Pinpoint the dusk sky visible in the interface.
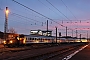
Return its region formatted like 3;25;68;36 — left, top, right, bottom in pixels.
0;0;90;38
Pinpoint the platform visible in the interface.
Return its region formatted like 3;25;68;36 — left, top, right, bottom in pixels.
70;44;90;60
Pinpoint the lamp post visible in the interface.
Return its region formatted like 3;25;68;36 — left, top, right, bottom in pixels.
4;7;9;40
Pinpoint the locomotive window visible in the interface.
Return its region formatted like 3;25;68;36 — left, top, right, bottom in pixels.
30;38;31;40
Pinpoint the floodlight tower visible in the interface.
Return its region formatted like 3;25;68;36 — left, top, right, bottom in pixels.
4;7;9;40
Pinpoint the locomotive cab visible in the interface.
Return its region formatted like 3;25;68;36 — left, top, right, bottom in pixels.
3;35;25;47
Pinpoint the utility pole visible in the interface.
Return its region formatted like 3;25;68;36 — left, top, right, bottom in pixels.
56;27;57;43
66;26;67;37
76;30;78;38
47;20;48;36
87;31;88;41
4;7;9;40
59;32;61;37
80;34;82;42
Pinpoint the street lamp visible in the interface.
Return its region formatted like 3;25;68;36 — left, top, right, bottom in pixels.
5;7;9;20
4;7;9;40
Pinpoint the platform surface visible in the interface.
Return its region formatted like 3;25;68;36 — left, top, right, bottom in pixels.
70;44;90;60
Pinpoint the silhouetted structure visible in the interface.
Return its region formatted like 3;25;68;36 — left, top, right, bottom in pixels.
0;31;4;39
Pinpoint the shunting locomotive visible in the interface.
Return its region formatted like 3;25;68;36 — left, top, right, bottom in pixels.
3;34;25;47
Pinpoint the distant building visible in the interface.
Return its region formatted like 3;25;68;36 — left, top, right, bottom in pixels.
42;30;52;36
0;31;19;39
0;31;4;39
8;33;19;39
30;30;52;36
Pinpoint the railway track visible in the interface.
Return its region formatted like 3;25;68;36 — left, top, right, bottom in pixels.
23;43;86;60
0;43;74;53
0;43;63;56
0;43;88;60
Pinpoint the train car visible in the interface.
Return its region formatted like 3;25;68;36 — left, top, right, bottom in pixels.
23;35;55;44
3;34;88;47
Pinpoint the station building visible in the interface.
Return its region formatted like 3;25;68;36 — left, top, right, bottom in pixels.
30;30;52;36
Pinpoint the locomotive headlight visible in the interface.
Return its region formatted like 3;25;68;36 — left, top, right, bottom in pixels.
10;40;13;43
3;40;6;44
23;39;26;44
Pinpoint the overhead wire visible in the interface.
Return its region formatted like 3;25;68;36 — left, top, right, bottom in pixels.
45;0;76;34
46;0;89;36
60;0;80;33
38;0;68;30
38;0;65;19
11;12;41;23
12;0;66;27
10;13;55;30
0;8;46;32
1;0;89;37
12;0;90;31
0;7;55;33
61;0;78;20
1;7;47;27
46;0;70;21
12;0;90;37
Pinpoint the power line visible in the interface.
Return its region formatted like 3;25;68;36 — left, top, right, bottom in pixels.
61;0;78;20
0;7;54;32
38;0;64;19
0;7;45;26
12;0;88;37
11;12;51;27
12;0;66;27
46;0;70;21
1;0;88;37
45;0;82;33
11;12;41;23
45;0;77;32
